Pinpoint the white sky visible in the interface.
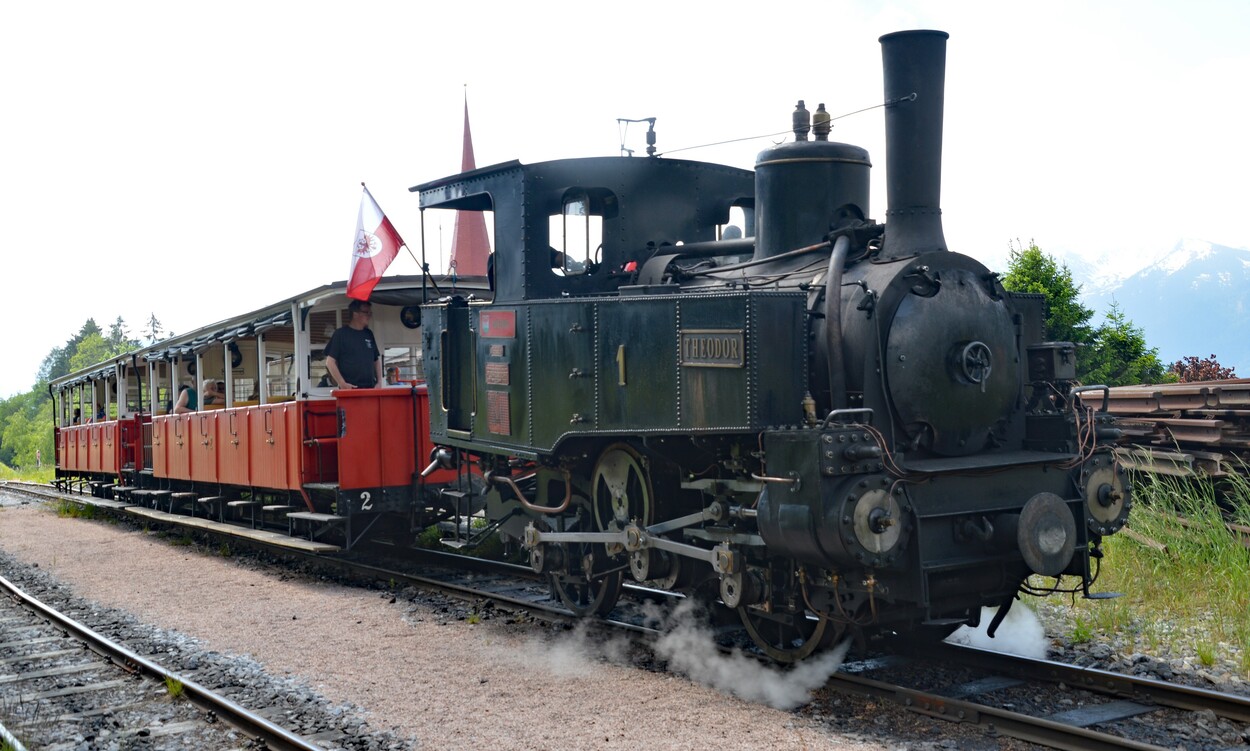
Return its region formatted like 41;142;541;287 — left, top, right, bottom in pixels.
3;0;1249;398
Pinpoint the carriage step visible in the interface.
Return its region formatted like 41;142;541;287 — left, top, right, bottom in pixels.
188;495;228;519
287;512;345;524
302;482;340;493
169;492;196;507
262;504;297;512
227;500;261;508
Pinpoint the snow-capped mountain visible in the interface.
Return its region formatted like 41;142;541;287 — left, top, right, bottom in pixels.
1055;246;1171;297
1084;239;1250;376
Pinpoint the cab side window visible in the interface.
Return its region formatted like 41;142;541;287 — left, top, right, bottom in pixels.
548;190;601;276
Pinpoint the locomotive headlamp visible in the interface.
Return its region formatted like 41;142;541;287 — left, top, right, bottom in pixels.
1016;492;1078;577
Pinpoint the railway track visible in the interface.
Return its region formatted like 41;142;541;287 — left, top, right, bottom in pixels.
0;572;321;751
835;639;1250;750
5;480;1250;750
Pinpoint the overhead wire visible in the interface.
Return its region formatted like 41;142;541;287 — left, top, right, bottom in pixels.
651;95;916;158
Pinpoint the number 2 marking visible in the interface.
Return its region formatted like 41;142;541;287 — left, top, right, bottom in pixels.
360;491;373;510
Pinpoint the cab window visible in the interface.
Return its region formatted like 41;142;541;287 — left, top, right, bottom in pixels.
549;190;601;276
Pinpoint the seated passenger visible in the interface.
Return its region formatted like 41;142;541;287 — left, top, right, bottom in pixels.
203;380;226;406
173;382;198;414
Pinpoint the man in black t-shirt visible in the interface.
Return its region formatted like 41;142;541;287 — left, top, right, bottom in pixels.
325;299;384;389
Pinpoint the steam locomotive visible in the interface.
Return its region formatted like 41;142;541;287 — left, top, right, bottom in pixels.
52;30;1129;662
414;30;1131;660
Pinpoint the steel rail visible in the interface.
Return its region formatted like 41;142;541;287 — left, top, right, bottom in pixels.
5;480;668;637
934;641;1250;723
829;670;1171;751
0;719;28;751
0;573;323;751
15;480;1245;750
342;545;669;642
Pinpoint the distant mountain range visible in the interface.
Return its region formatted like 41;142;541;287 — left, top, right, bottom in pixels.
1058;239;1250;378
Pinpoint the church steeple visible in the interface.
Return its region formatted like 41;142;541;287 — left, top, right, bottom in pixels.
448;94;491;277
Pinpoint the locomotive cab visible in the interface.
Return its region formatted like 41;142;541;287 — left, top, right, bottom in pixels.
413;157;755;303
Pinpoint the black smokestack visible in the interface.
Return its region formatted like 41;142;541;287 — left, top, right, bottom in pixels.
879;30;949;259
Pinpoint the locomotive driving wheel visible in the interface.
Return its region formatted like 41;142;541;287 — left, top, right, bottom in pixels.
548;444;654;617
738;605;833;663
592;443;654;532
550;558;624;617
547;511;625;618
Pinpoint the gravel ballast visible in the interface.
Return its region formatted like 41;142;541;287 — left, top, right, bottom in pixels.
0;498;902;749
5;491;1244;749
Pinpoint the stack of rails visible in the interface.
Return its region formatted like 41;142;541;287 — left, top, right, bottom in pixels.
1107;379;1250;477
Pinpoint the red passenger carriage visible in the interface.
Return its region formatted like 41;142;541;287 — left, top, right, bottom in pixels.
51;276;485;549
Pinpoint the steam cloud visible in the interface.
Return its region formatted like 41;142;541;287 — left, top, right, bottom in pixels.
526;598;850;711
516;618;632;678
527;601;1045;710
650;599;851;711
946;604;1049;659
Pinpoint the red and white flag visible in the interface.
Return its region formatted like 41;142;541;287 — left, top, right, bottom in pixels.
347;185;404;300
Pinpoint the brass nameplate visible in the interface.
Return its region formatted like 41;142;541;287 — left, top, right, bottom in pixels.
680;329;745;368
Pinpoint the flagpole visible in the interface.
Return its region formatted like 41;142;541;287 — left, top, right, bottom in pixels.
420;209;429;302
408;238;441;296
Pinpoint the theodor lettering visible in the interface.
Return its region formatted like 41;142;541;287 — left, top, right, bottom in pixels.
681;330;745;367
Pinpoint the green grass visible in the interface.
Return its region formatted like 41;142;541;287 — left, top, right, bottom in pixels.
414;520;519;563
1196;641;1217;667
54;498;97;520
164;675;185;699
1066;468;1250;674
415;524;443;548
1069;616;1095;645
0;463;55;484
